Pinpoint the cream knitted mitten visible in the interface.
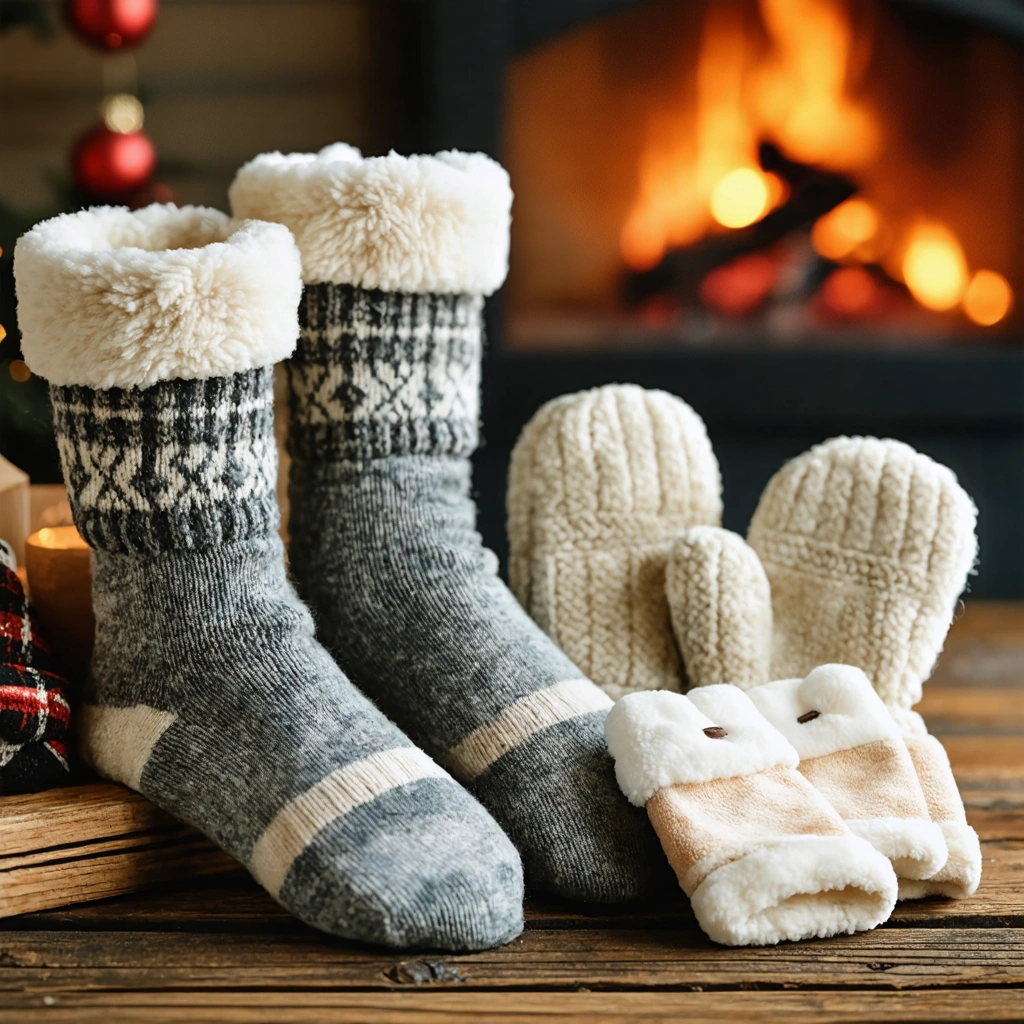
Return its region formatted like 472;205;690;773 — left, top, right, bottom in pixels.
747;436;981;898
666;526;772;691
605;685;897;946
508;385;721;699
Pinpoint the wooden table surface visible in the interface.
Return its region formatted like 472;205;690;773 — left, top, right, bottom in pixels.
1;602;1021;1023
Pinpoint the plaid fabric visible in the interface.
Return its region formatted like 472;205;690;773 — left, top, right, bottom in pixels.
288;284;482;463
0;555;72;795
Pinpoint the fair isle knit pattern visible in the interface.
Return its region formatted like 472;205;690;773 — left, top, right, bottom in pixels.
51;370;278;554
289;284;481;463
51;373;524;950
287;282;670;904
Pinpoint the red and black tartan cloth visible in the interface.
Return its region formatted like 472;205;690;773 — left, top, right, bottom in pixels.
0;541;71;795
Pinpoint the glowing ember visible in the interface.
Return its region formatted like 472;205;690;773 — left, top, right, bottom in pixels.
902;224;968;312
819;266;880;319
700;252;779;317
963;270;1013;327
710;168;773;228
811;198;879;261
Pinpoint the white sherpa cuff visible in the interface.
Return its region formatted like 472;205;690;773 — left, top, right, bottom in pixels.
229;144;512;295
14;204;302;390
747;664;900;760
691;834;898;946
604;685;798;807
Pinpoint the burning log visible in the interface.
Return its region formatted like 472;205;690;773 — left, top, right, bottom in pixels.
624;143;856;307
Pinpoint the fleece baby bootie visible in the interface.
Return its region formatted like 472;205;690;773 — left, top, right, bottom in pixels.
0;539;71;794
509;385;722;698
748;665;947;882
14;204;523;949
605;685;897;946
748;436;982;898
230;147;667;902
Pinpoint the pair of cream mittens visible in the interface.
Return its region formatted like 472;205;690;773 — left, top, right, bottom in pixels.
605;678;899;946
669;436;982;900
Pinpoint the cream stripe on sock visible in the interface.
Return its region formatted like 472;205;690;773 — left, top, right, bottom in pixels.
446;679;613;782
250;747;450;898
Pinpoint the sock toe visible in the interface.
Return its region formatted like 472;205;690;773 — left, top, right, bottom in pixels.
472;714;672;903
279;777;525;950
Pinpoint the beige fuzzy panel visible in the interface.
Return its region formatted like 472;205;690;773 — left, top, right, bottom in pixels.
747;436;977;711
666;526;772;690
508;385;721;699
898;726;981;899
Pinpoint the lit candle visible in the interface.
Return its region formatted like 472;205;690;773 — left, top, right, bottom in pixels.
25;526;94;681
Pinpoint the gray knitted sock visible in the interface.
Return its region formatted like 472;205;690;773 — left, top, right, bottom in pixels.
14;205;523;950
231;148;668;903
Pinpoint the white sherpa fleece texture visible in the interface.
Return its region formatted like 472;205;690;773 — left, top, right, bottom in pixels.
846;817;947;882
14;204;302;390
605;686;797;807
690;834;897;946
747;665;900;760
229;144;512;294
897;819;982;900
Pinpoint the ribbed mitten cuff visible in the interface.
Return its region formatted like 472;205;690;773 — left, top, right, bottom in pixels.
287;282;482;463
51;368;279;554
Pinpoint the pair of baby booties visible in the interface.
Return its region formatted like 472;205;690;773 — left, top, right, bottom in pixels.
508;385;980;947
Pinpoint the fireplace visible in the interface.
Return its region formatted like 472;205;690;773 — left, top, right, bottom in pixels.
395;0;1024;598
504;0;1024;348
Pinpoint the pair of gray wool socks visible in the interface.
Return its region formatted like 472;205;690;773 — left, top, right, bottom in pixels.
12;148;664;951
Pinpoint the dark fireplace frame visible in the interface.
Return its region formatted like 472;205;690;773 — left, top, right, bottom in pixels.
392;0;1024;597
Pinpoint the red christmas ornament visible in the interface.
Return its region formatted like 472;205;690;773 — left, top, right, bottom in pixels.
72;124;157;197
63;0;158;51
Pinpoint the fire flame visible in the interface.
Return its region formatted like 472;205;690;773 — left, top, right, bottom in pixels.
622;0;874;270
620;0;1013;325
901;223;968;312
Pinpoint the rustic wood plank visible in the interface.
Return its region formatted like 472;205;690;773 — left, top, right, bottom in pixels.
5;839;1021;934
0;926;1019;990
946;737;1024;780
918;687;1024;731
3;987;1024;1023
0;600;1019;1021
0;785;171;857
0;784;236;918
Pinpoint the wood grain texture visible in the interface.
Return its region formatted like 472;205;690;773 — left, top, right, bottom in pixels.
0;601;1020;1021
0;784;235;918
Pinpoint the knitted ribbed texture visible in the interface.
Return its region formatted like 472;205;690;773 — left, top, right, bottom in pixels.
666;526;772;691
287;284;670;903
747;436;977;711
288;284;481;463
508;385;722;699
53;371;523;949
